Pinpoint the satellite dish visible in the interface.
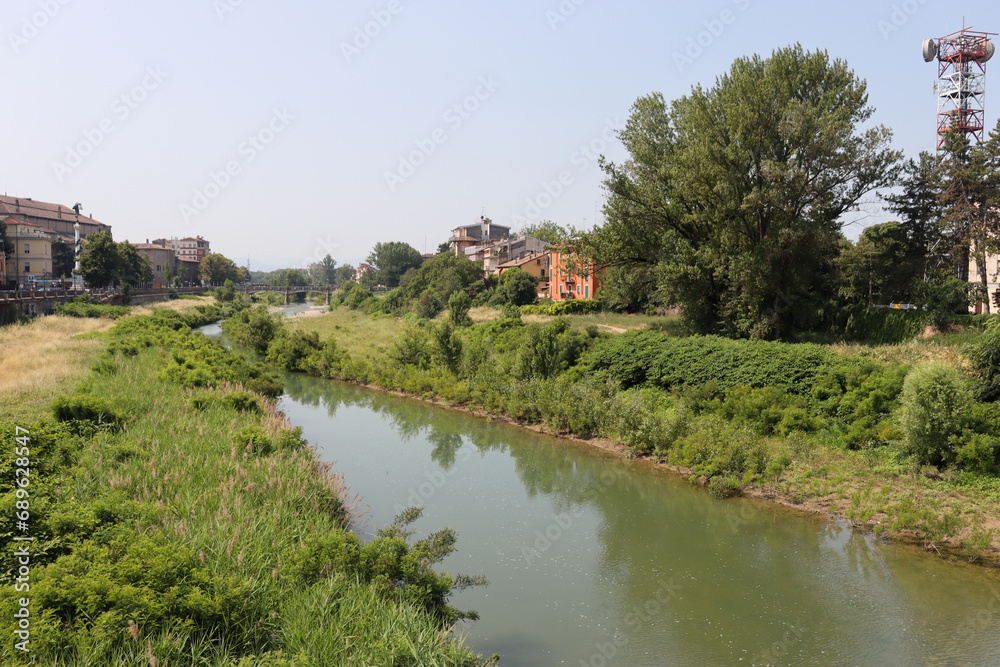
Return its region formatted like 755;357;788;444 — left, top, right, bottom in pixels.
923;38;938;62
985;39;996;62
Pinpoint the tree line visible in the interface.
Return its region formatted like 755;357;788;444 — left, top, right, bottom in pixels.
579;44;1000;339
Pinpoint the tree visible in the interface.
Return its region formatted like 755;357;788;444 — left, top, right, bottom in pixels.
309;254;337;286
236;265;250;284
883;151;948;281
334;264;355;286
836;222;919;306
269;268;309;287
51;239;75;278
78;231;121;288
937;122;1000;312
200;253;240;285
118;241;153;287
518;220;577;245
593;45;900;339
448;290;472;326
367;242;423;288
491;268;539;306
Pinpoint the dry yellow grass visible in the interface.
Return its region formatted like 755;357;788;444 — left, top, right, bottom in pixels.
0;315;115;422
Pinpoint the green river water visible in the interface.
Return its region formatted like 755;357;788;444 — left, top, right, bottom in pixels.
273;370;1000;667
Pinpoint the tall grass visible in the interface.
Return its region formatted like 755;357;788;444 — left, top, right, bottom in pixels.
0;313;493;666
0;315;114;421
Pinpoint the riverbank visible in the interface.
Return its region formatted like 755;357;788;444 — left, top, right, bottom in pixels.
280;305;1000;566
0;306;495;666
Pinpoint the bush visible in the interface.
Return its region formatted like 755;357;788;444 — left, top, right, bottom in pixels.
389;326;432;369
585;330;851;394
52;395;126;429
899;363;972;465
966;317;1000;401
221;306;282;354
448;291;473;326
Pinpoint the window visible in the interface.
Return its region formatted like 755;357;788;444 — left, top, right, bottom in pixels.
585;286;589;299
23;243;29;254
577;285;581;295
24;263;30;273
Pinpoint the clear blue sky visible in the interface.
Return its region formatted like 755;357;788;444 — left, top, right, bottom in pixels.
2;0;996;270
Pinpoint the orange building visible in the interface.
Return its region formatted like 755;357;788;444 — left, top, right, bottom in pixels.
548;248;599;301
495;251;550;300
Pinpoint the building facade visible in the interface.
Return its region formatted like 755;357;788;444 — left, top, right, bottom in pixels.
153;236;210;263
134;243;177;288
3;220;53;288
0;196;111;244
548;248;600;302
495;251;550;300
449;216;511;256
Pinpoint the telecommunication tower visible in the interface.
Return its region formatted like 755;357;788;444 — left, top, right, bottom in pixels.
923;24;996;149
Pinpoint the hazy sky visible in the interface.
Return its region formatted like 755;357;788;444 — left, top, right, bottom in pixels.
3;0;996;270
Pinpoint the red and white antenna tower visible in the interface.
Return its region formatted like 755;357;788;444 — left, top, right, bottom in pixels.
923;24;996;149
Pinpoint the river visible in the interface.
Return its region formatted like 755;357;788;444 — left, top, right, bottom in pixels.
274;370;1000;667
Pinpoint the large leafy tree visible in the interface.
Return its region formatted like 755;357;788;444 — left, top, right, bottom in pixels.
883;151;948;281
78;233;153;288
119;241;153;287
367;241;423;288
517;220;577;245
269;268;309;287
593;45;900;338
78;232;121;288
199;253;240;285
51;238;76;278
309;254;337;286
836;221;919;306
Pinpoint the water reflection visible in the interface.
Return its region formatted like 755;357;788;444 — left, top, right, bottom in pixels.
279;372;1000;666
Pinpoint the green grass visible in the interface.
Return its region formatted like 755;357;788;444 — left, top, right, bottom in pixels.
0;314;493;666
286;307;405;362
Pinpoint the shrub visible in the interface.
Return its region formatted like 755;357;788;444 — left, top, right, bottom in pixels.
221;306;282;353
52;395;125;429
433;322;463;374
966;317;1000;401
222;390;261;413
267;329;323;372
389;326;432;369
708;475;743;498
585;330;851;395
899;363;972;465
448;291;473;326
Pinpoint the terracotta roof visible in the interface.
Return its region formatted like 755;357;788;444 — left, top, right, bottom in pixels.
497;251;548;270
0;195;109;228
450;235;478;243
178;257;200;263
3;218;44;228
134;243;171;251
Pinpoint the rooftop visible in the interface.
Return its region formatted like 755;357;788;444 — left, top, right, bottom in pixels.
0;195;109;229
